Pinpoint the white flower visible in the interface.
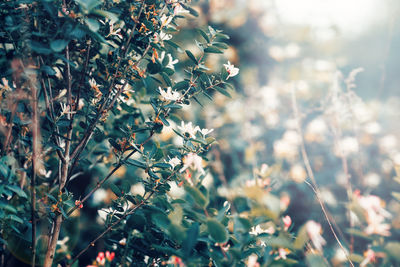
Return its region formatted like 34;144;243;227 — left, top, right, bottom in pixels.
356;193;392;236
305;220;326;251
160;14;173;28
198;128;214;136
334;136;359;157
223;61;239;79
119;238;127;246
159;86;180;101
249;224;274;235
283;215;292;231
177;121;199;138
167;157;181;169
173;3;189;15
153;31;172;43
247;254;260;267
60;103;76;116
0;78;12;92
106;22;123;39
159;52;179;70
180;153;205;175
275;248;290;260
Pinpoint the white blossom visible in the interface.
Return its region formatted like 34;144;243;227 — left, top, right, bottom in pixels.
159;51;179;70
160;14;173;28
177;121;199;138
198;128;214;136
159;86;180;101
180;153;205;175
305;220;326;251
223;61;239;79
167;156;181;169
0;78;12;92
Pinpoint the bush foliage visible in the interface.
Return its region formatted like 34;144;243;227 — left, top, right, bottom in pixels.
1;1;400;267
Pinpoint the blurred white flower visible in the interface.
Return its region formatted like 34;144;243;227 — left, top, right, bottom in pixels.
364;122;381;135
283;215;292;231
356;193;392;236
92;188;108;204
198;128;214;136
223;61;239;79
364;172;381;188
379;135;397;154
177;121;199;138
290;164;307;183
180;153;205;175
334;136;359;157
119;238;127;246
305;118;328;143
250;224;275;235
305;220;326;251
159;86;180;101
360;249;375;267
275;248;290;260
247;254;260;267
131;183;145;196
167;181;185;199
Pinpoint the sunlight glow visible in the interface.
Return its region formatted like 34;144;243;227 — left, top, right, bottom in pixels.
274;0;387;35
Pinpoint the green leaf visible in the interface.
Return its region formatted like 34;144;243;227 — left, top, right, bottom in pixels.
386;242;400;261
50;39;69;52
204;46;223;54
29;40;52;55
147;61;162;74
9;214;23;224
75;0;102;13
207;218;228;243
173;80;190;91
92;9;119;24
184;185;208;208
85;18;100;32
126;159;147;169
0;202;17;213
197;29;210;43
182;222;199;257
185;50;198;64
212;42;229;49
152;162;171;169
109;183;122;197
6;185;27;198
41;66;56;76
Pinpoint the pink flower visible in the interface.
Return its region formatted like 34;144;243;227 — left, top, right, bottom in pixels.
96;252;105;266
305;221;326;251
283;215;292;231
105;251;115;262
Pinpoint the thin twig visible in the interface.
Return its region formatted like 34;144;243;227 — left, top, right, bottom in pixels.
30;68;39;267
290;87;354;267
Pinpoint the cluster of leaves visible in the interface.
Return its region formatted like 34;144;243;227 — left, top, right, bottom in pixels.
0;0;242;266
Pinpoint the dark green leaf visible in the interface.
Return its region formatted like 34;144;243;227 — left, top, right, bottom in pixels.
50;39;69;52
207;218;228;243
185;50;197;64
